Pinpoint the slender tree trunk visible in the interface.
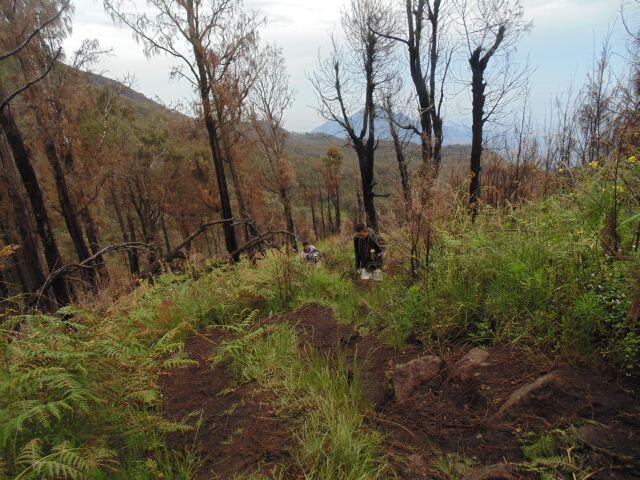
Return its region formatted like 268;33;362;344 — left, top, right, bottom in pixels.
44;140;97;289
110;188;137;275
126;214;140;275
318;186;326;238
279;188;297;251
309;195;319;240
334;190;341;233
0;268;8;302
432;116;443;173
327;192;334;234
0;99;69;305
386;106;412;215
226;145;259;243
191;34;238;260
160;212;171;254
469;59;486;215
0;138;46;293
202;111;238;259
0;227;29;297
80;206;107;281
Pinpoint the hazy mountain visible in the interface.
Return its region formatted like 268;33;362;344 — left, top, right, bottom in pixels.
311;110;471;146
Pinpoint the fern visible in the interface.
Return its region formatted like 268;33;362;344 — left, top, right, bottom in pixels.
163;355;199;369
517;426;592;480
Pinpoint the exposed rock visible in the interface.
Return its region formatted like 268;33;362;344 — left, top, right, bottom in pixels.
462;463;520;480
392;355;443;402
494;370;585;422
454;348;490;380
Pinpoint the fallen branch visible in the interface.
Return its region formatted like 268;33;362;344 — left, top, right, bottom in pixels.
34;242;150;307
147;218;243;275
228;229;296;260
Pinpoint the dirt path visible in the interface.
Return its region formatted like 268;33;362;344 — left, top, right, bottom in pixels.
160;304;640;479
159;332;302;479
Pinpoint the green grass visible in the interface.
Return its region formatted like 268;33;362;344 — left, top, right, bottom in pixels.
2;159;639;478
211;312;387;480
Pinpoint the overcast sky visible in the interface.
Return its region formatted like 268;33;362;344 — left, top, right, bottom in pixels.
63;0;634;132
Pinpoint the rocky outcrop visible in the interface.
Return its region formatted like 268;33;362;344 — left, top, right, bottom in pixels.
392;355;443;402
453;348;491;380
494;370;585;422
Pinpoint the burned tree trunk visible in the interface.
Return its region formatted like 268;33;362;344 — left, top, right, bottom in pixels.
334;190;341;233
356;144;378;231
160;212;171;255
0;136;46;293
318;185;326;238
44;140;96;288
309;194;319;239
80;207;108;281
279;188;297;251
468;59;486;213
384;97;411;214
327;191;334;234
110;187;137;276
0;97;69;305
126;214;140;275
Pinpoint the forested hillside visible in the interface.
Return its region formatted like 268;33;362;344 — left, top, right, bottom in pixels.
1;0;639;479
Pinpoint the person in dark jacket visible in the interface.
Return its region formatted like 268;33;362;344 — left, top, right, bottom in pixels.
353;223;384;280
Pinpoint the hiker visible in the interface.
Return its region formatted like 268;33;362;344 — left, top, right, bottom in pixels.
300;240;321;265
353;223;384;281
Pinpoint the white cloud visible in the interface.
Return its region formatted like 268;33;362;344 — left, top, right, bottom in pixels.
63;0;630;131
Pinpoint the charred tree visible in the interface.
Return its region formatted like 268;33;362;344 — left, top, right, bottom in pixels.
0;136;46;293
311;0;394;231
0;98;69;304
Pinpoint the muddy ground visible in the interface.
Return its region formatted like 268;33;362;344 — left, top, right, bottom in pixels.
160;304;640;479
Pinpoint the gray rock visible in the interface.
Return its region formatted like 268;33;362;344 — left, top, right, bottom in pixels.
462;463;520;480
454;348;490;380
494;370;584;421
392;355;443;402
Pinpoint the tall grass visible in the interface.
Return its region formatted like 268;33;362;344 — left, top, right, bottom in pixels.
358;173;640;370
211;314;387;480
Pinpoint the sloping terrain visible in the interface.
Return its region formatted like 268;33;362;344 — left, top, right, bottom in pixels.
160;304;640;480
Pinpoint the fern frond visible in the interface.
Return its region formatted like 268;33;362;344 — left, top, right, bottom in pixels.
127;389;160;406
163;356;199;369
16;438;43;467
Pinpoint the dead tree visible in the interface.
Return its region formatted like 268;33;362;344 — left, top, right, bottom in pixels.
576;34;616;166
251;47;297;250
319;146;343;234
382;91;412;215
104;0;262;261
310;0;395;231
0;136;46;294
377;0;453;177
456;0;530;214
0;0;71;305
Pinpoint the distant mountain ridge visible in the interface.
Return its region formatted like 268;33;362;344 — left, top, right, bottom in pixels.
311;110;471;146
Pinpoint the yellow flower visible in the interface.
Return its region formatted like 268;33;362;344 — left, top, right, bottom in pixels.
370;249;376;253
628;155;638;164
588;160;599;170
614;185;625;193
558;167;565;173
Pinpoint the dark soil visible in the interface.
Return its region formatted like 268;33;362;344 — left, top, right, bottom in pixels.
161;304;640;479
159;331;302;479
